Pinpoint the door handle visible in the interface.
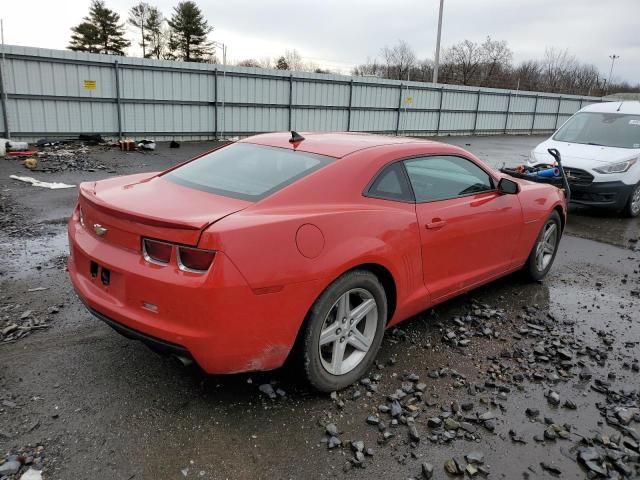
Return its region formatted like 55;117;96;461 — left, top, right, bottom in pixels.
426;219;447;230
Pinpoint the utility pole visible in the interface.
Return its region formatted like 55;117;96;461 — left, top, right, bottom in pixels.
432;0;444;84
606;54;619;95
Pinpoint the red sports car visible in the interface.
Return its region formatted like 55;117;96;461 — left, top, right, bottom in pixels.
68;132;566;391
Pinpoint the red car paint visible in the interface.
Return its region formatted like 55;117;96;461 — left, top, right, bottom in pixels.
68;133;566;373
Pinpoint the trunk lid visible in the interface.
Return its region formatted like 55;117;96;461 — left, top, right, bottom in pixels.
79;172;250;249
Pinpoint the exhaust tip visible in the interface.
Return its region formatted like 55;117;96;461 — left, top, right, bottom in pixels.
173;355;193;367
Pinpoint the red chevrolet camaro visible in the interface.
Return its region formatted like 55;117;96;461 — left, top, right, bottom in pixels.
68;132;566;391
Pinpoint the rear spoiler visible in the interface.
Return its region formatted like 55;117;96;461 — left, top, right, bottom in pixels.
79;183;203;231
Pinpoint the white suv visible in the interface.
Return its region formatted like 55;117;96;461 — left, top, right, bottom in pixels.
529;101;640;217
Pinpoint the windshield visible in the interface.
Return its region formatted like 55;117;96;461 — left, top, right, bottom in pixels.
553;111;640;149
164;143;334;201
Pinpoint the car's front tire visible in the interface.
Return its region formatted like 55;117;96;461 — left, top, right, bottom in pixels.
623;182;640;218
524;210;562;281
302;270;387;392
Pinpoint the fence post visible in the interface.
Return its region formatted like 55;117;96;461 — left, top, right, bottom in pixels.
114;60;122;140
472;89;481;135
436;86;444;135
530;95;539;135
0;52;9;139
213;68;218;140
554;96;562;130
347;78;353;132
395;82;403;135
288;74;293;131
503;92;512;134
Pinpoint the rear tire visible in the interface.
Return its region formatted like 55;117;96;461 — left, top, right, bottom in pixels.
301;270;387;392
523;211;562;281
623;182;640;218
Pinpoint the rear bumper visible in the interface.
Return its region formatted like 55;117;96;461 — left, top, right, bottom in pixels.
569;181;635;210
85;303;192;359
67;212;322;374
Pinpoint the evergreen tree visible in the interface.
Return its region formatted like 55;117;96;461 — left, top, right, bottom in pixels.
68;22;101;53
128;2;151;57
275;56;289;70
167;1;213;62
69;0;130;55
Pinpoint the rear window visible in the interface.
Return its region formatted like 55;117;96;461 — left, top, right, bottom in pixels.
164;143;334;201
553;112;640;149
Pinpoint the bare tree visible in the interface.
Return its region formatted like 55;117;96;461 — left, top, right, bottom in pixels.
284;49;305;71
381;40;417;80
237;59;262;68
513;60;542;91
353;40;638;96
352;57;385;77
480;36;512;86
143;6;169;59
541;47;577;92
442;39;483;85
413;59;434;82
257;57;273;69
236;58;273;69
128;2;151;57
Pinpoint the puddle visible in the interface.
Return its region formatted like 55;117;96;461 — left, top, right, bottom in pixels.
0;226;69;280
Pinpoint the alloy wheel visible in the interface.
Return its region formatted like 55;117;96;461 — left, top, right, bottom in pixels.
535;221;558;272
318;288;378;376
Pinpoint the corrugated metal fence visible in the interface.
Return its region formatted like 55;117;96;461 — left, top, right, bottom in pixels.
0;45;604;142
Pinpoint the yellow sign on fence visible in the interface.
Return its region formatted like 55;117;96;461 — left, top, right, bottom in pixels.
83;80;97;90
405;96;413;105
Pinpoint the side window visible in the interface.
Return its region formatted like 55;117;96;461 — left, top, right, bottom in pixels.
366;163;413;202
404;156;493;202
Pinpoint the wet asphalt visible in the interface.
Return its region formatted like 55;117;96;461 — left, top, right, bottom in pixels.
0;135;639;479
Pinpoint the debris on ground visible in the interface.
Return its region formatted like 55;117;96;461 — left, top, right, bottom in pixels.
0;445;46;479
0;305;53;343
6;141;30;152
119;139;136;151
22;158;38;170
314;294;640;478
9;175;75;189
137;139;156;151
7;151;39;158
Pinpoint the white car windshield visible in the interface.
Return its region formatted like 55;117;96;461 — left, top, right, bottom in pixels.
553;111;640;149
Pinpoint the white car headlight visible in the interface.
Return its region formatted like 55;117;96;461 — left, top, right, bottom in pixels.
593;158;637;174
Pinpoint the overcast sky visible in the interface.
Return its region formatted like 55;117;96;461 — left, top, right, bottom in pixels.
2;0;639;83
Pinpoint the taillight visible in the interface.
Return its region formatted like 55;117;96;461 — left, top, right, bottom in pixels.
143;238;172;265
177;246;215;273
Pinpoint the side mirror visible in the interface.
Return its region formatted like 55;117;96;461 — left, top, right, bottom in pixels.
498;177;519;195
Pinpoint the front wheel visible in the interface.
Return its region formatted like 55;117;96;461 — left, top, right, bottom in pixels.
302;270;387;392
623;183;640;218
524;211;562;281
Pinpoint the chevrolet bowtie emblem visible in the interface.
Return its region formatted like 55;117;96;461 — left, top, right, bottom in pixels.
93;224;108;236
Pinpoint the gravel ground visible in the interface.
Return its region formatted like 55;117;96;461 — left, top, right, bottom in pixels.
0;135;639;480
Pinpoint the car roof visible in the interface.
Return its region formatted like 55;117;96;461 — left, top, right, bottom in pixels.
239;132;442;158
581;101;640;115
